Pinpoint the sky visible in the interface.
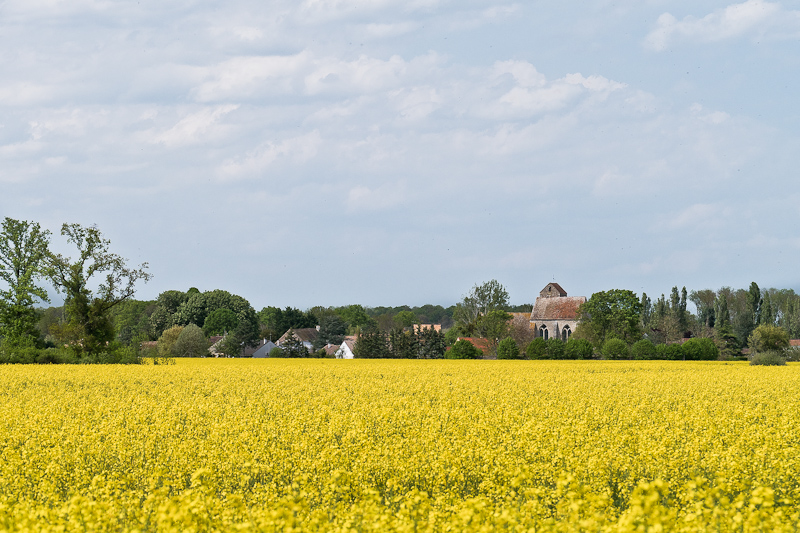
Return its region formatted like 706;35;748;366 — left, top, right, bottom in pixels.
2;0;800;310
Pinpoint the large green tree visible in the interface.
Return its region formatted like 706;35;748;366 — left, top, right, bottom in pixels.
148;290;189;338
173;289;259;348
312;314;347;351
577;289;642;346
202;308;239;336
453;279;510;337
47;223;151;358
172;323;208;358
0;218;51;347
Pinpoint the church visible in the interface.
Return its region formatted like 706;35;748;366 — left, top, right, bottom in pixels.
529;283;586;341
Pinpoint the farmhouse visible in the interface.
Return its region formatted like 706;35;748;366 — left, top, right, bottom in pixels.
276;328;319;351
530;283;586;341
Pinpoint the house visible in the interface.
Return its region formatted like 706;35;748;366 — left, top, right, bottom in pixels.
208;335;224;357
324;344;340;357
276;328;319;352
412;324;442;333
249;339;278;358
530;283;586;341
335;336;357;359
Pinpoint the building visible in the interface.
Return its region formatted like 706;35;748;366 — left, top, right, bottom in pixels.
249;340;278;358
529;283;586;341
335;336;357;359
276;328;319;352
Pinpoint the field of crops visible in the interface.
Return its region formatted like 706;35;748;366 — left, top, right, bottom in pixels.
1;359;799;532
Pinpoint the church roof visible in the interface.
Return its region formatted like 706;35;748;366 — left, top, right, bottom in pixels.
531;296;586;321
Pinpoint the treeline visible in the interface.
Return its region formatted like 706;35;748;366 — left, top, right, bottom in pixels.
571;284;798;364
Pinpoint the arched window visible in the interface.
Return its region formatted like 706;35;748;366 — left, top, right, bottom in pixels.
539;325;549;340
562;325;571;341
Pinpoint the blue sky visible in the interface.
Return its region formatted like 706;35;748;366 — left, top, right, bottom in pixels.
2;0;799;310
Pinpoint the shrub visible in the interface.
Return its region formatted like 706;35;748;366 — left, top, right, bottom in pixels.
546;338;565;359
446;339;483;359
682;338;719;361
656;343;684;360
497;337;521;360
631;339;657;360
269;347;285;358
748;325;790;353
526;338;547;360
601;338;629;360
564;338;594;360
158;325;184;356
750;350;787;366
172;324;209;358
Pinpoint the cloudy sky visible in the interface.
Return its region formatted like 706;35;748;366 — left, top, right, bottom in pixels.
2;0;799;310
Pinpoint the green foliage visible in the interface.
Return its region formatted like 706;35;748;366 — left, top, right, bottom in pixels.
393;310;418;329
748;324;790;354
334;304;374;333
47;223;151;359
631;339;657;360
444;327;459;346
479;309;512;342
546;338;565;359
148;290;189;338
655;343;684;361
0;218;51;347
268;346;285;358
578;289;642;346
601;338;629;360
526;338;547;360
158;325;184;356
749;350;787;366
108;299;156;345
454;280;509;337
389;328;419;359
564;338;594;360
446;339;482;359
496;337;520;360
0;343;72;364
353;324;389;359
417;327;446;359
258;306;316;341
312;315;347;351
202;308;239;336
682;337;719;361
172;324;208;357
174;290;259;349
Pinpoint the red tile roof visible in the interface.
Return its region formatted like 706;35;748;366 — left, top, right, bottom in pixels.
531;296;586;321
457;337;492;354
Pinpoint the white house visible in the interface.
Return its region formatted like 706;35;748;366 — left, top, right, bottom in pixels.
335;336;357;359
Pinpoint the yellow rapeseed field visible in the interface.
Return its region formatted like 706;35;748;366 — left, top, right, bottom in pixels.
0;359;798;532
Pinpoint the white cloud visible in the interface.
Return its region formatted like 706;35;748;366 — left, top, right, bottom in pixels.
661;203;732;231
346;181;407;211
644;0;800;51
152;105;239;147
217;130;322;180
191;53;312;102
389;86;442;121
